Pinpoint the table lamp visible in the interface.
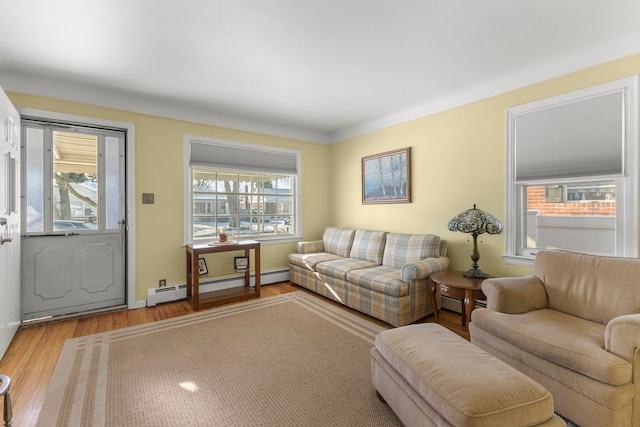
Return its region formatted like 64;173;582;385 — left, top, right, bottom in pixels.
448;204;503;278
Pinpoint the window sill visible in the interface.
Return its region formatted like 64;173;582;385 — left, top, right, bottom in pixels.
253;235;302;245
189;235;302;247
502;254;534;268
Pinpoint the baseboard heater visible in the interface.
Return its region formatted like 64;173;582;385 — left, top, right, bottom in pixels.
440;296;487;313
146;269;289;307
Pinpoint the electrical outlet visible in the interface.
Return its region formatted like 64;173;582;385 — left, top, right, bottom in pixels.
159;279;167;287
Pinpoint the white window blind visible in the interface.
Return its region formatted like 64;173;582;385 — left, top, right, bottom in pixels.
190;140;298;174
515;90;626;181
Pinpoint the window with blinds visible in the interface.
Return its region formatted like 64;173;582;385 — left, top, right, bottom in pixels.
184;136;301;243
504;76;638;265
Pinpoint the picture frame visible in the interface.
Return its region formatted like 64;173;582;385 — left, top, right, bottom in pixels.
198;258;208;275
234;256;250;272
362;147;411;204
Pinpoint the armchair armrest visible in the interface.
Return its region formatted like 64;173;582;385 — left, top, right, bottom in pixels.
482;275;547;314
297;240;324;254
401;257;450;282
605;314;640;363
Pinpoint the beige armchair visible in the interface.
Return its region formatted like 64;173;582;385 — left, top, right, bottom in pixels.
469;250;640;427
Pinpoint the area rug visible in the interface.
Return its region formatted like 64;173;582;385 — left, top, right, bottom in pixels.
36;291;402;426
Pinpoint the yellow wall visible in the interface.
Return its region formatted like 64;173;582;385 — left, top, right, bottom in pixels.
7;52;640;301
7;92;332;302
330;53;640;277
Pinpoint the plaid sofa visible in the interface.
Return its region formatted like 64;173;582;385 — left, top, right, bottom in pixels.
288;227;449;327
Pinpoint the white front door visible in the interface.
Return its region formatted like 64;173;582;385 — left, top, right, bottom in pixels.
0;88;21;359
21;121;126;320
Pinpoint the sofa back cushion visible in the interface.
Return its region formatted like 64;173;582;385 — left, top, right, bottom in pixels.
534;250;640;324
438;239;448;257
382;233;441;268
322;227;356;257
349;229;388;264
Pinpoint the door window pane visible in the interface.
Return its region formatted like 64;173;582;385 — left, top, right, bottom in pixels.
105;136;121;229
52;131;98;230
25;128;44;232
23;122;126;235
7;153;17;214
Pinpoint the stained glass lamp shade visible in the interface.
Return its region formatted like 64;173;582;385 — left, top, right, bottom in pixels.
448;204;503;278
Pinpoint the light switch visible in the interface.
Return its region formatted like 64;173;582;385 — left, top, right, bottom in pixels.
142;193;155;204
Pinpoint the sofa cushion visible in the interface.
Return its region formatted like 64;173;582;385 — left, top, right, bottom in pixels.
382;233;441;268
471;308;632;385
534;250;640;324
316;258;379;281
288;252;344;271
322;227;356;258
349;229;387;264
347;266;408;297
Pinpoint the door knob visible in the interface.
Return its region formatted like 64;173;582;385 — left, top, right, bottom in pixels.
0;217;6;226
0;236;12;245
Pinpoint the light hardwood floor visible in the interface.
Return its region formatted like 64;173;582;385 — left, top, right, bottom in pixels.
0;282;467;427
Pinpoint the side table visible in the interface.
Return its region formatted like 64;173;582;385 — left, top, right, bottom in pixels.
430;270;488;327
185;240;260;310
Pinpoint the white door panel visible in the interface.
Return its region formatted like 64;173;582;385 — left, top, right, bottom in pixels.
0;87;20;359
22;233;124;319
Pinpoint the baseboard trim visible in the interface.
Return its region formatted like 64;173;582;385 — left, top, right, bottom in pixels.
440;296;486;313
146;269;290;306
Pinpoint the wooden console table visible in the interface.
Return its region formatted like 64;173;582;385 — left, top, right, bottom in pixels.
186;240;260;310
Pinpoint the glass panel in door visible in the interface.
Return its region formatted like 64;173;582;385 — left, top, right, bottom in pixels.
105;136;121;230
25;127;44;233
53;131;98;231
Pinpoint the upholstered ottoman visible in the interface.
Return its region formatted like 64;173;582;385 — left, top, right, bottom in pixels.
371;324;566;427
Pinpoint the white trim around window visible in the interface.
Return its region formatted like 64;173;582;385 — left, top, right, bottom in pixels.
183;134;302;245
504;76;639;267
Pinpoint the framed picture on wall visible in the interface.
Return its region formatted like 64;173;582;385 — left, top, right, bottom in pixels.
362;147;411;204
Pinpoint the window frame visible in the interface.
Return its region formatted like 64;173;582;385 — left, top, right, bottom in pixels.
504;76;638;267
183;135;302;245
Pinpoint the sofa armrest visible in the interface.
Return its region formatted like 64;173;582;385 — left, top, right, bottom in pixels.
297;240;324;254
605;314;640;363
481;276;548;314
401;257;449;282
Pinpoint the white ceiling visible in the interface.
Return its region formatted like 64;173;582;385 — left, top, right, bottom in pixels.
1;1;639;143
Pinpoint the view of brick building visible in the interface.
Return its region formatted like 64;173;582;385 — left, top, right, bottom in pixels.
527;186;616;216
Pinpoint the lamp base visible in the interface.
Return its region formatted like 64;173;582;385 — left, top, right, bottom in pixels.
463;267;489;279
